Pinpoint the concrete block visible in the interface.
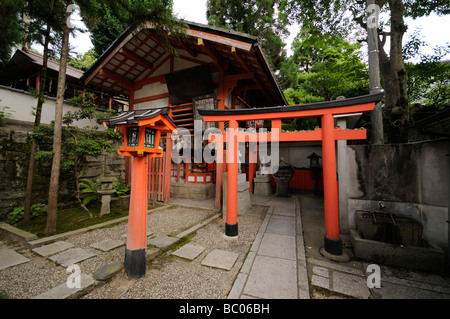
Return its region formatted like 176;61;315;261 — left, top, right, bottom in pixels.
0;222;38;243
148;235;179;250
146;247;161;261
32;241;74;257
311;275;330;290
350;229;446;274
93;262;123;281
253;182;272;196
0;248;30;271
201;249;239;270
332;271;371;299
32;274;95;299
312;266;329;278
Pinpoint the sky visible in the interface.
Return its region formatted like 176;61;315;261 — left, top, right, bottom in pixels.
68;0;449;60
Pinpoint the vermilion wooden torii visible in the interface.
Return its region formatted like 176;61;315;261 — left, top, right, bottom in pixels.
199;92;384;257
99;108;176;278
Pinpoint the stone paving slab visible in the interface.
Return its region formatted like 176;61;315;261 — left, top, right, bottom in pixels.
91;239;124;252
32;241;74;257
48;248;96;267
0;248;30;271
148;235;179;250
243;255;297;299
172;244;205;260
201;249;239;271
258;233;296;260
265;217;295;236
272;205;296;217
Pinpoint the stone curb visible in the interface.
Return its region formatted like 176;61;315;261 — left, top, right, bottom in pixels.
3;204;172;249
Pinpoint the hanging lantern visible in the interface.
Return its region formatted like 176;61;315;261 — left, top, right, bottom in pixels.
98;108;177;158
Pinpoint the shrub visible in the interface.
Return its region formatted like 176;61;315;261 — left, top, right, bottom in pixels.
7;204;47;225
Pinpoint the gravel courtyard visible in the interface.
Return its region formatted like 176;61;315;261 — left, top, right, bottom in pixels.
0;204;267;299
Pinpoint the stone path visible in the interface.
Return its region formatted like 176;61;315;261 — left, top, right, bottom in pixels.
228;196;309;299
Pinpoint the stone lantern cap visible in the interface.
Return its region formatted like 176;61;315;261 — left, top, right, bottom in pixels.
97;175;117;194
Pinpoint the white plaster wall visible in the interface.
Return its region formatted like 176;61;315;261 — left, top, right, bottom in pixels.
279;143;322;168
0;86;100;128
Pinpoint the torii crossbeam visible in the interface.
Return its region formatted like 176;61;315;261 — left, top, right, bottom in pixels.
198;92;384;257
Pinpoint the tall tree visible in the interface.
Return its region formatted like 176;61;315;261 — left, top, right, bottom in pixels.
206;0;289;76
23;0;67;224
45;0;72;234
280;0;450;143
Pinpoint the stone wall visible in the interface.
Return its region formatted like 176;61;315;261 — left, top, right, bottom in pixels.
0;122;125;220
346;140;449;249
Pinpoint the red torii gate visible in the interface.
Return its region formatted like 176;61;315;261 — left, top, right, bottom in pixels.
199;92;384;257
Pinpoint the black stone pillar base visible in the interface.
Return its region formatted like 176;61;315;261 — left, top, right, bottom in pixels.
324;236;343;256
225;223;238;237
124;248;146;278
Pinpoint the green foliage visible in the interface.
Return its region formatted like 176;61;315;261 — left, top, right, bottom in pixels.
79;178;100;206
282;30;368;103
68;49;97;70
113;176;131;197
403;32;450;108
206;0;289;78
88;0;180;57
0;0;25;68
0;104;13;126
404;0;450;19
30;92;122;214
7;204;47;225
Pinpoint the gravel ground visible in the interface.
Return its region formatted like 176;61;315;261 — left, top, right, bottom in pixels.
0;204;267;299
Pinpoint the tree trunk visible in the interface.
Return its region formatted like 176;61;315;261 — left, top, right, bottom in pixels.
23;1;54;223
382;0;409;143
367;0;384;145
45;1;72;234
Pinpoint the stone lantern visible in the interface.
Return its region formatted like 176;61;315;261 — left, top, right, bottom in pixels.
97;175;117;216
307;152;321;168
307;152;322;195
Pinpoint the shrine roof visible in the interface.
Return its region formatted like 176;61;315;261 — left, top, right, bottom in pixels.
81;20;287;106
99;107;174;127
